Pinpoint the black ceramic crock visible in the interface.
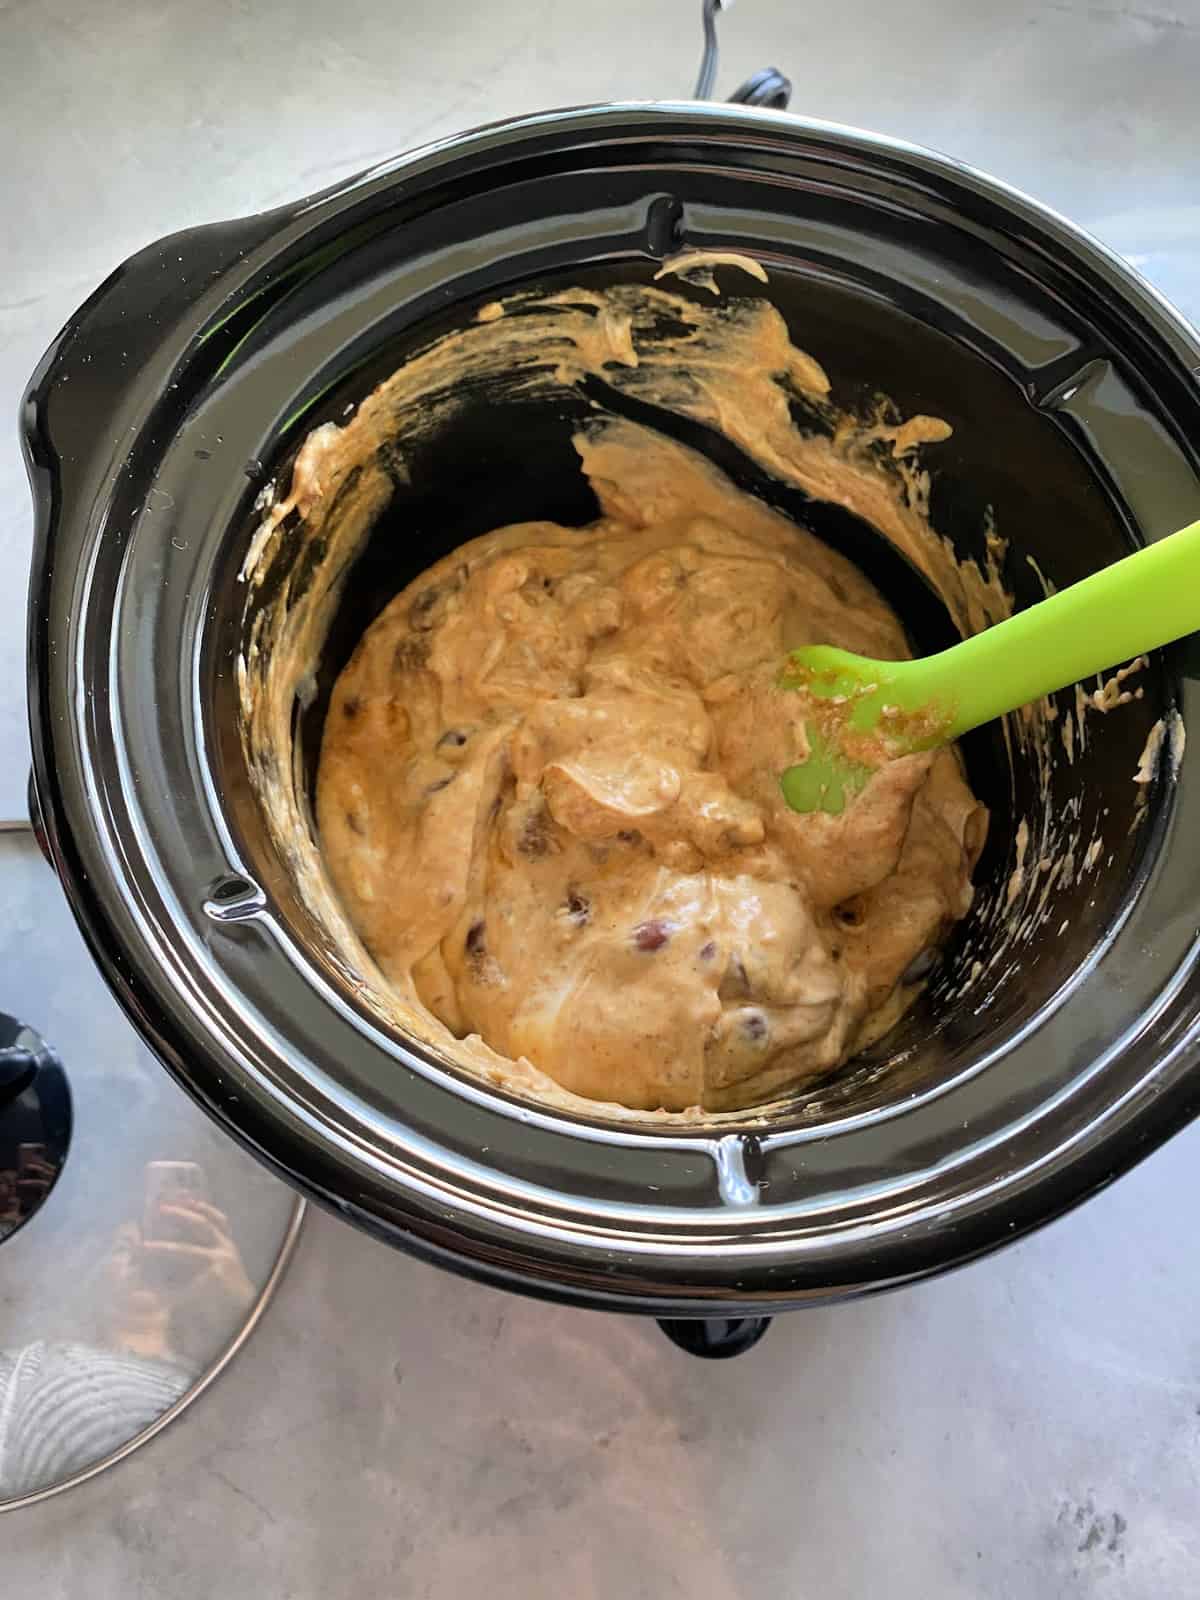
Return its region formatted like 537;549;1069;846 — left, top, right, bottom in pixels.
22;105;1200;1322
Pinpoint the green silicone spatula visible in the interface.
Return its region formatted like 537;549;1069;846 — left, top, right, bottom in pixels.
780;516;1200;815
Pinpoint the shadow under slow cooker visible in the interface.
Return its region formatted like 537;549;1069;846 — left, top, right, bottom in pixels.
236;262;1175;1135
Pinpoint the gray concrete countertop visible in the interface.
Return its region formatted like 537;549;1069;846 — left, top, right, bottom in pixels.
3;0;1199;1592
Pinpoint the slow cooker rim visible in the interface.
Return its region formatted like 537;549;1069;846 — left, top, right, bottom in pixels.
24;102;1200;1312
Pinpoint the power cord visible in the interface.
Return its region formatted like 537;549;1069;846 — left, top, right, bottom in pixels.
694;0;792;109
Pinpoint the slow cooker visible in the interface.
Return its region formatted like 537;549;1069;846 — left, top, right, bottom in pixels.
21;102;1200;1352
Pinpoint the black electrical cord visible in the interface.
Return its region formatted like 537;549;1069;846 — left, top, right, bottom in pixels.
695;0;721;99
693;0;792;108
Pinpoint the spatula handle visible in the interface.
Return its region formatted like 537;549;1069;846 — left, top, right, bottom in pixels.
921;518;1200;738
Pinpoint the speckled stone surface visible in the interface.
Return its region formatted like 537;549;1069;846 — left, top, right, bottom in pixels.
2;0;1200;1591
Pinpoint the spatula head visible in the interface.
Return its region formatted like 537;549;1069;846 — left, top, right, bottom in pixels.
778;645;945;816
779;730;874;815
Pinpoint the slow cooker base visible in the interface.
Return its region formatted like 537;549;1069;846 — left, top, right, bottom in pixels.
24;105;1200;1313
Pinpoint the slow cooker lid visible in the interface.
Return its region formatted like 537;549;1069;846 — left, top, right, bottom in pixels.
0;835;302;1511
24;105;1200;1311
